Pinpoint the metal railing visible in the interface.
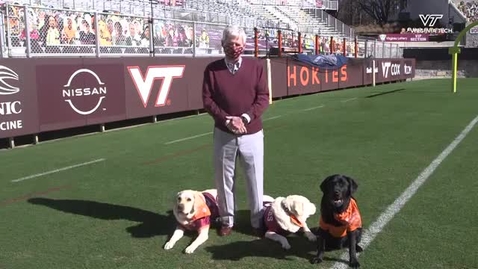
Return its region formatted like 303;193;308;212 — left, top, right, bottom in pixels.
1;3;402;58
355;38;403;58
293;34;402;58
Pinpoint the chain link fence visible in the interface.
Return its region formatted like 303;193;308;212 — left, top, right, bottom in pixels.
1;3;402;58
355;38;403;58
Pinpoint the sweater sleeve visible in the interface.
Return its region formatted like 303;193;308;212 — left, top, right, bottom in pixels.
202;65;229;124
245;61;270;121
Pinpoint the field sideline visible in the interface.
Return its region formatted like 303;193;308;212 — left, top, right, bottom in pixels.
1;78;477;269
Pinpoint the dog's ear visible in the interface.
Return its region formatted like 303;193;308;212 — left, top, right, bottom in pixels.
175;191;183;202
320;175;334;193
309;202;317;215
345;176;358;195
291;200;305;217
193;191;202;204
282;197;300;216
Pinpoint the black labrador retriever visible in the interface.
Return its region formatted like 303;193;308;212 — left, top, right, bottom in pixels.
311;174;363;268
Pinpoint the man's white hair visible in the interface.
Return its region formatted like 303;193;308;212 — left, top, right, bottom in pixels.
221;25;247;46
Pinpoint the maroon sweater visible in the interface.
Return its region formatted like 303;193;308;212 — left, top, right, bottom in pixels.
202;57;270;135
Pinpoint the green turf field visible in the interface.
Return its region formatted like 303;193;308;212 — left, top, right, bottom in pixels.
1;78;477;269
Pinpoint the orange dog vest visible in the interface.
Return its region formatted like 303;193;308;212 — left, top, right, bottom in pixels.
319;198;362;238
180;193;218;231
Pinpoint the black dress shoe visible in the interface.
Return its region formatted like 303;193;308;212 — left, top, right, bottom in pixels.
218;225;233;236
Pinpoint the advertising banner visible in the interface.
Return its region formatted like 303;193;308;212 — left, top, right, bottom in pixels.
0;60;39;139
0;56;416;141
36;63;126;132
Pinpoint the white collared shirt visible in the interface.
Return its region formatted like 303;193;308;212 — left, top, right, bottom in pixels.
224;57;242;74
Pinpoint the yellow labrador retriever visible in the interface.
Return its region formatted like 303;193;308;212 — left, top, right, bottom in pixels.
164;189;218;254
263;195;317;249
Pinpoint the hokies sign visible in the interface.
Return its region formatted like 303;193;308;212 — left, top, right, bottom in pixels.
279;57;364;96
274;57;415;96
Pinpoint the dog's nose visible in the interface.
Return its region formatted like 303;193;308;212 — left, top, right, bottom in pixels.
178;204;184;210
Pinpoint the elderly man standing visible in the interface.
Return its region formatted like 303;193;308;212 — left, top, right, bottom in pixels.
202;25;270;237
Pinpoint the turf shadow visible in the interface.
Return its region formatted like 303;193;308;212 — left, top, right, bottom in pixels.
229;209;264;237
365;88;406;98
205;236;316;261
27;198;176;238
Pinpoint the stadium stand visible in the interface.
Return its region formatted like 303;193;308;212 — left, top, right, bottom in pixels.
452;0;478;46
1;0;404;58
457;0;478;21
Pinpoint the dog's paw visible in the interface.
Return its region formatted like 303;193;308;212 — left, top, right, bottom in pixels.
184;245;197;254
163;241;175;250
356;244;363;252
310;257;323;264
305;232;317;242
349;259;360;268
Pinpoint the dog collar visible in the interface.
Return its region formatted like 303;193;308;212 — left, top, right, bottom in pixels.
281;200;304;227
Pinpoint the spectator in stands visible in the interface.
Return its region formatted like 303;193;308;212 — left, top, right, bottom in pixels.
126;22;141;46
44;15;60;46
62;17;77;44
458;1;478;21
20;21;40;43
113;21;127;46
198;29;210;48
303;34;314;51
165;26;179;47
98;20;112;46
55;13;64;35
202;25;269;238
176;25;191;47
39;14;61;53
79;19;95;45
106;18;115;36
140;25;161;47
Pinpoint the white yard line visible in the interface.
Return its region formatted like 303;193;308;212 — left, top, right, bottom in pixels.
164;115;283;145
302;105;325;111
341;97;358;103
164;132;213;145
11;158;106;183
263;115;282;121
330;114;478;269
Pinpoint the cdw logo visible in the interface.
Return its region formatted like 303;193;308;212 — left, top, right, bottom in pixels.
127;65;185;108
